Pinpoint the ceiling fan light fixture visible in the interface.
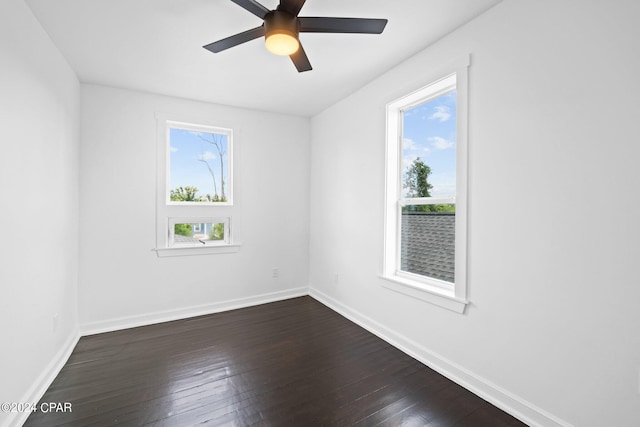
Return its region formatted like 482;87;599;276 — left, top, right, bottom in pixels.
265;32;299;55
264;10;299;56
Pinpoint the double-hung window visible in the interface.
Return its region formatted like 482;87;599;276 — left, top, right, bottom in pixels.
155;116;239;256
383;56;469;313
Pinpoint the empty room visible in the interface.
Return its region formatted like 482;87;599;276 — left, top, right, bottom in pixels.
1;0;639;426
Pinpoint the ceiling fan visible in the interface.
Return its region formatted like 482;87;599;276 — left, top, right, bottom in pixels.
203;0;388;72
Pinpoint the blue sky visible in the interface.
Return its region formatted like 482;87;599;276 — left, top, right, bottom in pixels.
402;90;457;198
169;128;228;200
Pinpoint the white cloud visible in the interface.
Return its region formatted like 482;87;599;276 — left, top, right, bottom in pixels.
429;136;454;150
404;138;431;154
429;106;451;122
198;151;217;161
430;181;456;198
403;138;417;150
170;146;178;153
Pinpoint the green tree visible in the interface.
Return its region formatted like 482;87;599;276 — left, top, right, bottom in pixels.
174;223;193;237
429;203;455;213
403;158;455;213
404;157;433;198
209;223;225;241
170;186;202;202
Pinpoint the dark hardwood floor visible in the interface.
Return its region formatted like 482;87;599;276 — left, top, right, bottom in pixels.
25;297;526;426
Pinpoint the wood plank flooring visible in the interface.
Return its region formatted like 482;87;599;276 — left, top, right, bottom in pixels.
25;296;527;426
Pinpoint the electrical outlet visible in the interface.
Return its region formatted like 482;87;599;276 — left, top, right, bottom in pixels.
272;268;279;278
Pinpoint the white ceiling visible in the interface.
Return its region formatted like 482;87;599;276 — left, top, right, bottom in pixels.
26;0;501;117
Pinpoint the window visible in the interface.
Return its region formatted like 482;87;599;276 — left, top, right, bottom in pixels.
155;116;239;256
169;218;229;247
167;122;232;205
383;56;469;313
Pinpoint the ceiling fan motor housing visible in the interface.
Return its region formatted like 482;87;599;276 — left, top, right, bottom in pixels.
264;10;299;42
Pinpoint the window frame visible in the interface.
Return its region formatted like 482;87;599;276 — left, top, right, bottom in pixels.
165;120;233;206
168;217;230;248
154;113;240;257
382;55;470;313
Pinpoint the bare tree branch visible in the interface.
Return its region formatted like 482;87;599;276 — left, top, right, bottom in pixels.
198;133;226;201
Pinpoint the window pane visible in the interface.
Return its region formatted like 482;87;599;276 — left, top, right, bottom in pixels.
169;127;229;203
400;208;455;283
402;90;456;199
173;222;226;245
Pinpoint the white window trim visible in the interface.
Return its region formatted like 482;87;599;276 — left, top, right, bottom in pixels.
155;245;241;258
154;113;241;257
382;54;470;314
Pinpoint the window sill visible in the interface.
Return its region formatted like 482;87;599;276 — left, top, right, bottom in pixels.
154;243;241;257
380;275;468;314
166;201;234;207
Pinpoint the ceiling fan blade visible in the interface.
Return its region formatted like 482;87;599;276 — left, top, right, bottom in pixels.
290;44;312;72
299;17;388;34
203;26;265;53
278;0;306;16
230;0;270;19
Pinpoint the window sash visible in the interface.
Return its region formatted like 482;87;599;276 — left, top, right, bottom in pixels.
165;120;233;206
168;217;230;248
395;205;456;290
399;197;456;207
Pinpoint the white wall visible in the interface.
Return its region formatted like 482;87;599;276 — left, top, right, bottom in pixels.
0;0;80;425
5;0;639;426
79;84;310;331
309;1;640;426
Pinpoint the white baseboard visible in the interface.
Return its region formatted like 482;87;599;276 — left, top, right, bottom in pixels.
309;287;572;427
5;289;306;427
5;330;80;427
81;287;308;336
9;287;570;427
